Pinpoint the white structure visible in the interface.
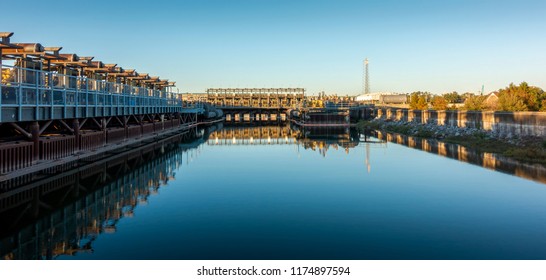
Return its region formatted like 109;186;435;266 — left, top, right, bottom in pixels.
355;92;396;102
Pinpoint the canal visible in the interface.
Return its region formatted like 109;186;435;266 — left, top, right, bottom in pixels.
1;124;546;260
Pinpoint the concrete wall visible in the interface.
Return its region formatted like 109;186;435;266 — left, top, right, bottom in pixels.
375;108;546;137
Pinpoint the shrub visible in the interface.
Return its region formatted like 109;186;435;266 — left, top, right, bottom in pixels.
431;96;448;110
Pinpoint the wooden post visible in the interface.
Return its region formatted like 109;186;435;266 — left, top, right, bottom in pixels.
101;117;107;141
31;121;40;161
160;114;164;131
73;119;80;151
140;115;144;135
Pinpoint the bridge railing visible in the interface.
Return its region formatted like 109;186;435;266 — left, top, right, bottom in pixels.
324;102;363;109
0;64;186;122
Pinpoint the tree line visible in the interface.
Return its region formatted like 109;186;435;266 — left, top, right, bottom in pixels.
408;82;546;111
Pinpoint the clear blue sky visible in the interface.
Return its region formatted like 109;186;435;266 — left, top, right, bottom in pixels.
3;0;545;95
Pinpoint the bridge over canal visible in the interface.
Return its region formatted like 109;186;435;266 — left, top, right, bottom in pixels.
183;88;306;122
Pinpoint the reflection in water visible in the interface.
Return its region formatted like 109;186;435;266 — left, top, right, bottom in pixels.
206;125;546;183
207;125;381;158
375;131;546;184
1;125;545;259
293;126;359;157
0;128;207;260
206;125;297;146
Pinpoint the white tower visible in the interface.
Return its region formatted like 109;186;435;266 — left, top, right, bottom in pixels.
364;58;370;95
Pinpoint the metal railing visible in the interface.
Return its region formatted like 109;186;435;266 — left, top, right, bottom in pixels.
323;101;368;109
0;64;193;122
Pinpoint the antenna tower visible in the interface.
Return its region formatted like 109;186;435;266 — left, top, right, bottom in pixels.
364;58;370;95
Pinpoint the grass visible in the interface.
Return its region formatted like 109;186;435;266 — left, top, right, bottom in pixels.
356;120;382;131
443;134;508;154
358;120;434;138
443;133;546;164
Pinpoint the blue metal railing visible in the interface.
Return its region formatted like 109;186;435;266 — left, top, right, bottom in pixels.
0;64;198;122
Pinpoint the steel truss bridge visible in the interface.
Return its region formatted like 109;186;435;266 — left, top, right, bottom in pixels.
182;88;306;123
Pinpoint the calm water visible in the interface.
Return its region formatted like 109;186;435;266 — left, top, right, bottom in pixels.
1;124;546;260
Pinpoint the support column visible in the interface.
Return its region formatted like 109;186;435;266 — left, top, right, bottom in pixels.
160;114;165;131
73;119;80;151
174;112;180;128
139;115;144;135
101;118;107;141
31;121;40;161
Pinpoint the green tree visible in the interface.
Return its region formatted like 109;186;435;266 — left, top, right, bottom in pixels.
431;96;448;110
497;82;545;111
417;95;428;110
461;92;476;102
409;93;420;109
498;91;528;111
463;94;486;111
409;91;430;110
443;91;462;104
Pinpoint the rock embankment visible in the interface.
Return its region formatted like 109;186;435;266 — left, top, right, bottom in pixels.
362;118;531;146
359;117;546;164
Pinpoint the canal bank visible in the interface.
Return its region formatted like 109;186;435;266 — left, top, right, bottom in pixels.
0;117;224;181
357;117;546;164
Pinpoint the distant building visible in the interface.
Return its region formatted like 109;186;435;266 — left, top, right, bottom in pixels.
355;92;384;102
483;92;499;110
355;92;407;104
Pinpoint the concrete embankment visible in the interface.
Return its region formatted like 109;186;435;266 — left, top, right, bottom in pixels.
374;108;546;138
363;108;546;164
